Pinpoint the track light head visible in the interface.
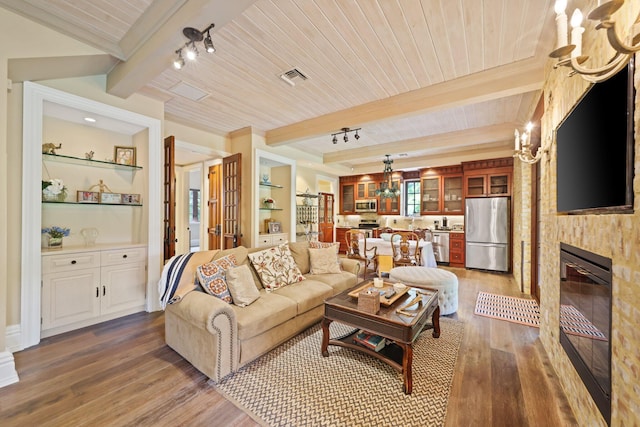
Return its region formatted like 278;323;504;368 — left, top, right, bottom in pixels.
185;42;198;60
173;50;185;69
354;130;360;140
204;32;215;53
344;134;348;143
332;135;338;144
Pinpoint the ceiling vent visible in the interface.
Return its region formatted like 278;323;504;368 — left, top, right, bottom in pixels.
168;81;210;101
279;68;308;86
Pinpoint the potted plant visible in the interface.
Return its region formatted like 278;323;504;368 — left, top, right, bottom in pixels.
263;197;275;209
42;179;68;202
42;226;71;249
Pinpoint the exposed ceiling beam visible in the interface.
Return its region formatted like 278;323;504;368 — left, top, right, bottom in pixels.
8;55;118;82
106;0;258;99
265;57;544;146
323;123;518;164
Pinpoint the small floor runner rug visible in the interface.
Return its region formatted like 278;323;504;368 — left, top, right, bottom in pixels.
212;318;464;427
474;291;606;341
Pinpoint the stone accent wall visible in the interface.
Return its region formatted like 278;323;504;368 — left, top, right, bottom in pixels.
532;2;640;425
512;141;534;294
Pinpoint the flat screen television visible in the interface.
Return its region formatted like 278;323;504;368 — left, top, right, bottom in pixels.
556;60;635;214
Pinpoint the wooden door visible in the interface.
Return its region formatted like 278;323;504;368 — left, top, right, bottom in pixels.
207;164;221;250
222;153;241;249
163;136;176;262
318;192;334;242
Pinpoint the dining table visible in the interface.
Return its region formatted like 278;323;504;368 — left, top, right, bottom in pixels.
361;238;437;268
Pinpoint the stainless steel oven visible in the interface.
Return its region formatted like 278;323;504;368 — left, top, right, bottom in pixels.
355;199;377;213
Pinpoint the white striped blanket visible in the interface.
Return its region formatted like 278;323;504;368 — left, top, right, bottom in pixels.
158;250;218;309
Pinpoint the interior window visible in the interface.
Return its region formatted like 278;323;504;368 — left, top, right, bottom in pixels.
189;189;201;222
405;180;420;216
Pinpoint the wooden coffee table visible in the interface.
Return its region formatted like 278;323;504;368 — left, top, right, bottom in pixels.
321;280;440;394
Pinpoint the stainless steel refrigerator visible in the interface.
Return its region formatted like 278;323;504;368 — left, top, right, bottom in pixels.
465;197;510;272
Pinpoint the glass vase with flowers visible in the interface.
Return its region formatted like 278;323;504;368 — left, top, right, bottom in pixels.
42;179;68;202
42;226;70;249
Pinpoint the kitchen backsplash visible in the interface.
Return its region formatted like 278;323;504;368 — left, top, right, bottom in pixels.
337;214;464;230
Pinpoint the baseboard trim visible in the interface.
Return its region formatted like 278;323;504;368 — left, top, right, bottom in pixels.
6;324;22;353
0;351;19;388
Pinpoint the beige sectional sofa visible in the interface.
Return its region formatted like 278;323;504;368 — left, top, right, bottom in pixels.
163;241;361;382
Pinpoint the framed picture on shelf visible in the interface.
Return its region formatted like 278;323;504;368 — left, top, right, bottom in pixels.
77;191;99;203
114;146;136;166
100;192;122;204
268;221;282;234
121;193;141;205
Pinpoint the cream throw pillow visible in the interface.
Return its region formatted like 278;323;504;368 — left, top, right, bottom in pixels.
226;264;260;307
309;245;342;274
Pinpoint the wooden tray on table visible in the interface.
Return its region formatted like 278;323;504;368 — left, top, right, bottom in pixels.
347;280;410;307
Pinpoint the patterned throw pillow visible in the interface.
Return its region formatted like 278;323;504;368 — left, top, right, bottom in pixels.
196;254;237;303
248;243;305;291
309;245;342;274
309;241;341;267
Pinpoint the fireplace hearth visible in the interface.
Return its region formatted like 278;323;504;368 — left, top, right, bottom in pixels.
559;243;611;425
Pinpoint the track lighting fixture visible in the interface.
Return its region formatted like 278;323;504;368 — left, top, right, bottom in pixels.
173;23;215;70
330;127;361;144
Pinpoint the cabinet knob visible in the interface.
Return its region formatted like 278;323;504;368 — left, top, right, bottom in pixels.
71;260;77;264
122;254;128;259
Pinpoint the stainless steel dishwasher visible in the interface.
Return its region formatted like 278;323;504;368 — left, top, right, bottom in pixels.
432;231;450;264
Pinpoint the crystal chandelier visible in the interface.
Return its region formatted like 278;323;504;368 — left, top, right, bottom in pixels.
549;0;640;83
375;155;401;199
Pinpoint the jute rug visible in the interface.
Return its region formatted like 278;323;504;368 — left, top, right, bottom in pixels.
212;318;464;427
474;291;606;340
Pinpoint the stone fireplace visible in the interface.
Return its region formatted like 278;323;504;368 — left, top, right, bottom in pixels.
559;243;611;425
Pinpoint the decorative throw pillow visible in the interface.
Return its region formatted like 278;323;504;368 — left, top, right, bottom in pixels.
196;254;237;303
309;246;342;274
225;264;260;307
248;242;305;291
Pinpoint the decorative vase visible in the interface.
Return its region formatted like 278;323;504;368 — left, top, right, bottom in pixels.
81;227;99;247
47;236;63;249
42;191;67;202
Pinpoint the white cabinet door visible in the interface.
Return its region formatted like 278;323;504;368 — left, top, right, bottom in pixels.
101;262;146;315
42;269;101;330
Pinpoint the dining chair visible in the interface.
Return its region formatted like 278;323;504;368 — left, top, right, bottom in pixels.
345;229;378;279
390;232;422;267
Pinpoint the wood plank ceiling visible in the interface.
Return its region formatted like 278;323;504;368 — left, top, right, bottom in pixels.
1;0;557;174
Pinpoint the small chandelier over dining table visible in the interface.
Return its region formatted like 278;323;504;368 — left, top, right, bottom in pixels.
375;155;401;199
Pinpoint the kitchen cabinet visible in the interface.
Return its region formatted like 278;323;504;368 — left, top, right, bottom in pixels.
420;167;463;215
357;181;378;199
449;232;465;268
462;158;513;197
41;245;147;337
336;227;351;253
340;182;356;214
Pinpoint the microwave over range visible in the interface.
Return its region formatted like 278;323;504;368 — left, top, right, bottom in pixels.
355;199;377;212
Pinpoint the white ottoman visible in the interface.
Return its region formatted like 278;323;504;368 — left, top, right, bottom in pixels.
389;267;459;315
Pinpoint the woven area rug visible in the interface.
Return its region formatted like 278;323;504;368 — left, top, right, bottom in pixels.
212;318;464;427
474;291;606;340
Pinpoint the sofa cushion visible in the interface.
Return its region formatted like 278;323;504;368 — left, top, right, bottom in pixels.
273;279;333;314
232;291;298;340
248;243;305;291
306;271;358;294
308;245;341;274
226;264;260;307
287;241;311;274
196;254;237;303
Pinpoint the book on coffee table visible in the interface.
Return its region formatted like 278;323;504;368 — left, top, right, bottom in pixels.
353;330;386;352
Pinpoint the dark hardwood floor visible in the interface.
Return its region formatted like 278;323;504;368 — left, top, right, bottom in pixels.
0;268;577;426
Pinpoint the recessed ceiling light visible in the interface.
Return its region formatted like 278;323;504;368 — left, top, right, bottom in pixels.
84;117;96;123
398;153;408;157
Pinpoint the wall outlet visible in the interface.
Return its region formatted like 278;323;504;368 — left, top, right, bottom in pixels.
393;219;397;224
